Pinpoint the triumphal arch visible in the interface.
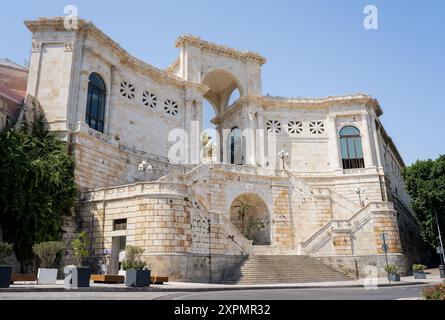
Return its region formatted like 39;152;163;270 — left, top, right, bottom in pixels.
23;17;427;282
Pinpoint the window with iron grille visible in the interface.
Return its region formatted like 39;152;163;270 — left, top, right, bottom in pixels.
113;218;127;231
339;126;365;169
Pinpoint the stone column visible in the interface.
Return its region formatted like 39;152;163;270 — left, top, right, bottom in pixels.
190;99;202;164
184;98;195;163
327;114;342;170
245;108;257;166
256;112;265;167
26;40;43;97
361;112;375;168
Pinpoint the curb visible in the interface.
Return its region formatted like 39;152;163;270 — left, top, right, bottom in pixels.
0;281;433;293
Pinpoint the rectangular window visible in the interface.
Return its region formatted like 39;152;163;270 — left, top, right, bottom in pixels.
113;218;127;231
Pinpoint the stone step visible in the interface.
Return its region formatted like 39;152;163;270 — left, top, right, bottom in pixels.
219;255;353;284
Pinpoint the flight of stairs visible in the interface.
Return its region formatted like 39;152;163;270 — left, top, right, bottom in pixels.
219;255;354;284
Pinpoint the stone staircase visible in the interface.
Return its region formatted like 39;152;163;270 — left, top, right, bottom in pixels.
219;255;354;284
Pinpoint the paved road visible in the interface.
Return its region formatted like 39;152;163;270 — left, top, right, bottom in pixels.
0;284;427;300
157;285;426;300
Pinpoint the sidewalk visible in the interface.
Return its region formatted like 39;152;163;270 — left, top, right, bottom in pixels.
2;273;442;293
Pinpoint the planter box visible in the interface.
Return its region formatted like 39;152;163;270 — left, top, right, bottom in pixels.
37;268;58;285
413;271;426;279
0;266;12;288
125;269;150;287
64;267;92;288
387;273;400;282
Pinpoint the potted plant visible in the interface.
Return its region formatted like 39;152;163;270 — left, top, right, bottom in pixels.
412;264;427;279
33;241;65;285
67;232;92;288
122;245;150;287
385;264;400;282
0;242;13;288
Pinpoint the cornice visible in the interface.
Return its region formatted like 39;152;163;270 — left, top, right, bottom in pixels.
175;34;266;66
166;58;180;73
25;17;208;93
213;94;383;123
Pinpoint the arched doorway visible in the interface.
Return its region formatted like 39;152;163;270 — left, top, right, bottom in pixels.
202;70;244;163
202;99;218;161
229;193;270;245
228;127;243;165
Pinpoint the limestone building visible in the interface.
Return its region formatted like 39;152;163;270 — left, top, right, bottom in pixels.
22;17;427;282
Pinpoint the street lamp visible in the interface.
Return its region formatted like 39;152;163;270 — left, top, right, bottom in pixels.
434;209;445;278
278;150;289;170
138;160;153;181
355;187;366;207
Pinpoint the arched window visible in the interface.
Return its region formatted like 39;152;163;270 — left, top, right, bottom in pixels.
339;126;365;169
228;127;242;165
85;73;106;133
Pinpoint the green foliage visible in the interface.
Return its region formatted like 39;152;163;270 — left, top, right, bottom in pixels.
232;200;252;235
412;264;427;273
32;241;65;268
423;281;445;300
0;241;13;266
384;264;399;275
71;232;90;267
122;245;146;271
0;115;77;266
245;216;265;240
403;155;445;248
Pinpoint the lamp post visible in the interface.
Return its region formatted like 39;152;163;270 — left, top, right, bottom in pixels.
355;187;366;207
435;210;445;265
138;160;153;181
278;150;289;170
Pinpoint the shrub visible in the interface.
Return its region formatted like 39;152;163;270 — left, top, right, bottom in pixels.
0;241;13;266
71;232;90;267
122;245;146;271
423;281;445;300
412;264;427;273
33;241;65;268
384;264;399;274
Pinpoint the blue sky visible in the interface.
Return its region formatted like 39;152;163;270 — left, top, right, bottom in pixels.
1;0;444;164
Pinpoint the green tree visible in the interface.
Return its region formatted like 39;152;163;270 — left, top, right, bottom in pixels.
403;155;445;248
0;115;77;268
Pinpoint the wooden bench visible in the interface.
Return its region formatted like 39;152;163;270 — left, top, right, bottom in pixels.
151;276;168;285
10;274;37;283
90;274;124;284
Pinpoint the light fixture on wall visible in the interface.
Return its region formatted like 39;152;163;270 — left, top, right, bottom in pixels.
278;150;289;170
138;160;153;181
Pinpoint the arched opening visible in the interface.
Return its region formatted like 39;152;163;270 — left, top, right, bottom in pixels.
85;72;106;133
227;88;240;107
202;70;243;112
228;127;243;165
202;99;218;161
229;193;270;245
339;126;365;169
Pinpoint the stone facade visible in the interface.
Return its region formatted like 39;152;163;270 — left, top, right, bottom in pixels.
21;17;429;281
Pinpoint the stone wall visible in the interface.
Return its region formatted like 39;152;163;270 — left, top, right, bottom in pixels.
70;129;185;190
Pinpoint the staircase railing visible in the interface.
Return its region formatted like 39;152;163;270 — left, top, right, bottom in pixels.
220;214;253;255
301;202;393;254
